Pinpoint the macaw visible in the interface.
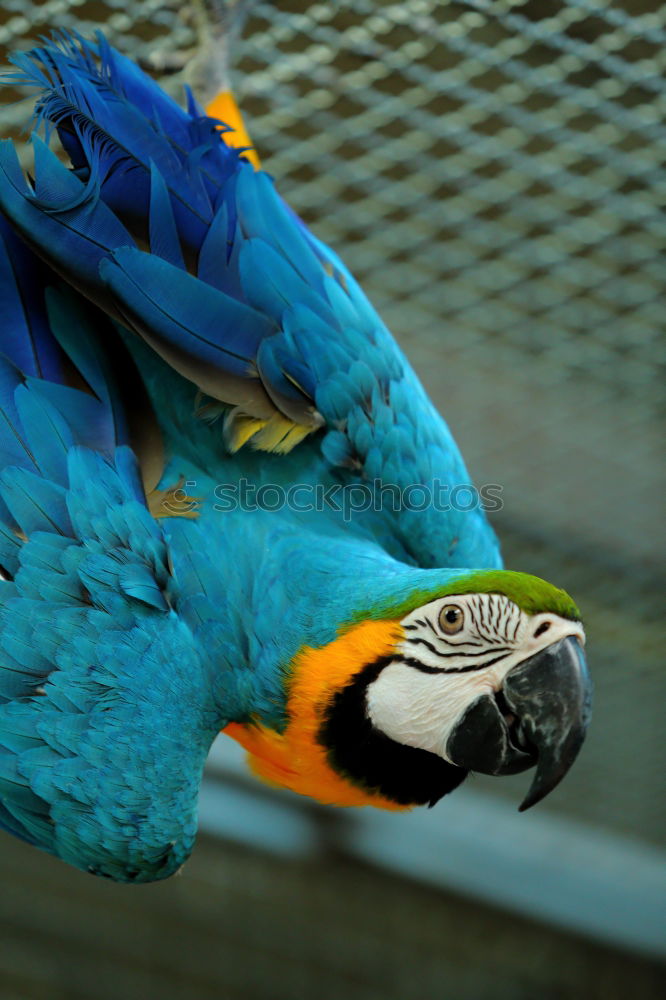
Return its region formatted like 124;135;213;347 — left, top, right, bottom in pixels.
0;30;591;882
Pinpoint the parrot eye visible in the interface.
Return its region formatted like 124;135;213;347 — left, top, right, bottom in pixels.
439;604;464;635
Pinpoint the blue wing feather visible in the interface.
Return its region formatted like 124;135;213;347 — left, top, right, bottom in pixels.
0;138;133;298
0;468;72;537
148;161;186;269
0;217;62;380
14;384;75;484
99;247;274;374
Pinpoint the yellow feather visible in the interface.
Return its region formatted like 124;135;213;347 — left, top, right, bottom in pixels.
224;412;269;453
272;422;314;454
250;413;314;454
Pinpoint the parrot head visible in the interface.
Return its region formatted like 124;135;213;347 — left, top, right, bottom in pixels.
226;570;591;812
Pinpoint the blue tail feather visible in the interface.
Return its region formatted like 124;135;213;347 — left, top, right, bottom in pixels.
10;32;239;252
0;32;335;429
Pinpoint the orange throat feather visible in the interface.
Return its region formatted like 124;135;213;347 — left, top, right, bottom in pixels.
223;619;409;810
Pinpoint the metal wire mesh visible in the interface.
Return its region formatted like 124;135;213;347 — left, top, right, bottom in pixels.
0;0;664;846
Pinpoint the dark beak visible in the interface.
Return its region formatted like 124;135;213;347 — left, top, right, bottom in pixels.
446;636;592;810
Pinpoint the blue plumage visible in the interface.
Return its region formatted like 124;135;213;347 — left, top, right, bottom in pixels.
0;32;590;882
0;211;219;876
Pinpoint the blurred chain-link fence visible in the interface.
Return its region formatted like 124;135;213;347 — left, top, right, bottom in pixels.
1;0;664;851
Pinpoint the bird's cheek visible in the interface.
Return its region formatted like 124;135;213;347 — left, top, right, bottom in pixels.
365;664;496;760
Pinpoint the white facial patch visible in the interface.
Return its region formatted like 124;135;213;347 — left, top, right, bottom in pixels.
365;593;585;763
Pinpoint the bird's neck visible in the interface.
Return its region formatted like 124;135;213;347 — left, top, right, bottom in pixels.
165;510;484;732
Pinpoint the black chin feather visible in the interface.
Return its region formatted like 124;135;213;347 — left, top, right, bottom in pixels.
319;656;467;807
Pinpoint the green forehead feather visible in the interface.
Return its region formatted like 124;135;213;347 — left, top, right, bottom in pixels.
363;570;581;623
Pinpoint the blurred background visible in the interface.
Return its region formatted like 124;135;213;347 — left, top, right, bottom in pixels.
0;0;664;997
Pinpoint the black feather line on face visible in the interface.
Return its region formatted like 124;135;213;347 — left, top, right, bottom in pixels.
397;651;512;674
319;656;466;808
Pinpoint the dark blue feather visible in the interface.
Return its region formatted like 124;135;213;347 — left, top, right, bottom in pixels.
10;33;239;253
0;138;133;302
0;355;33;471
148;161;185;268
0;216;62;380
44;287;129;452
197;198;243;296
99;247;275;378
